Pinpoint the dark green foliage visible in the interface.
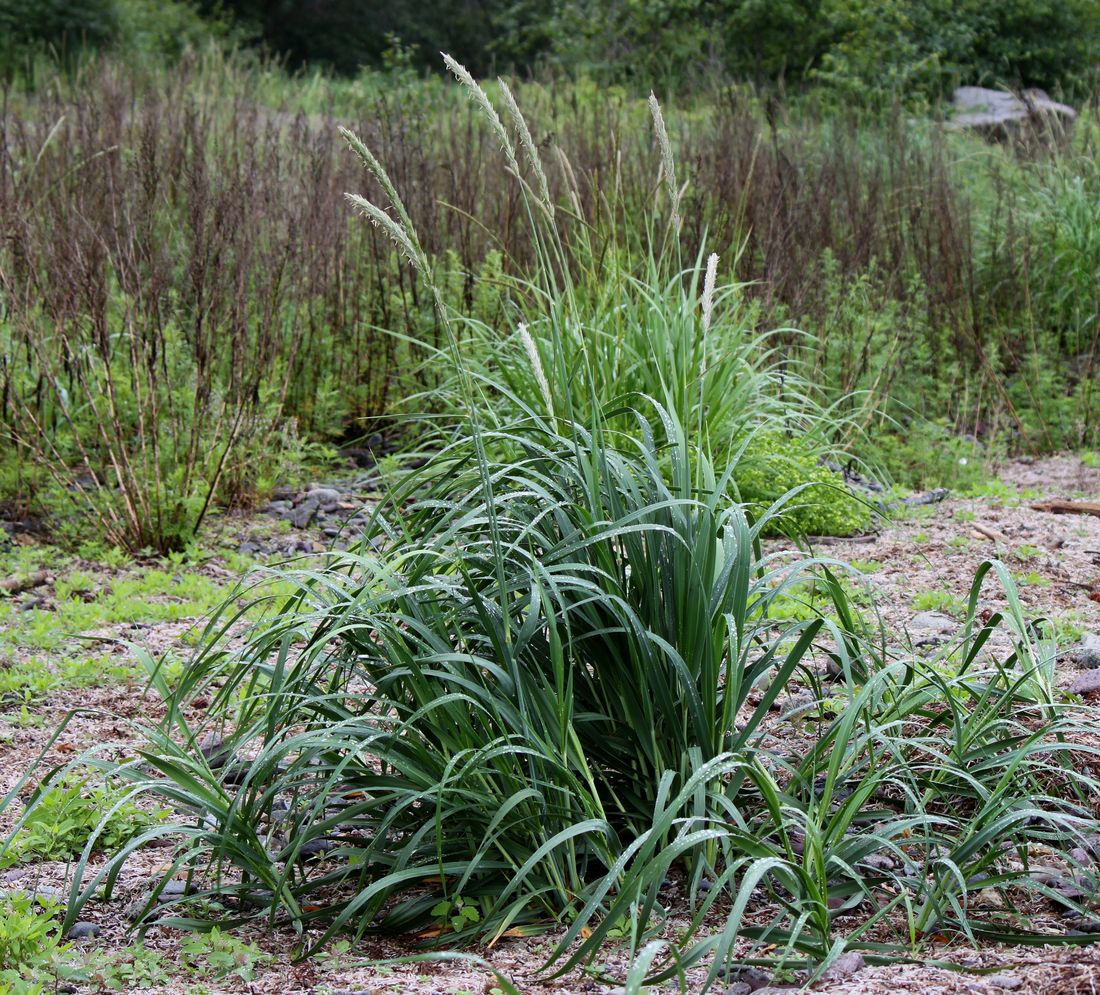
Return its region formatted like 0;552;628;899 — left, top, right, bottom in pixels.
0;0;217;75
197;0;549;75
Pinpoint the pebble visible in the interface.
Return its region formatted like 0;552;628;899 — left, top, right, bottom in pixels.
65;921;100;939
1069;670;1100;695
910;611;957;634
987;975;1023;990
1077;633;1100;669
822;951;865;981
725;985;752;995
289;501;318;529
722;965;771;990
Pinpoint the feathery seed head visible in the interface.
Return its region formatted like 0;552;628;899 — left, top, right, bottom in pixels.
648;93;681;233
701;252;719;332
498;79;553;218
518;322;553;414
442;54;519;174
344;193;421;271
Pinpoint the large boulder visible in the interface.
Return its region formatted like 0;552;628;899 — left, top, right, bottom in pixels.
947;86;1076;142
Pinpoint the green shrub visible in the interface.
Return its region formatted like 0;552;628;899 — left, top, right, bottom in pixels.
735;432;872;536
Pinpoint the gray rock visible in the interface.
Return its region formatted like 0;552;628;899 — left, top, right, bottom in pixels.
947;86;1076;140
323;527;340;538
1077;633;1100;670
725;985;752;995
823;951;865;981
910;611;956;635
262;500;292;515
987;975;1023;991
861;853;897;872
306;486;342;508
65;921;100;940
156;879;189;899
722;966;770;991
1069;671;1100;695
289;499;318;530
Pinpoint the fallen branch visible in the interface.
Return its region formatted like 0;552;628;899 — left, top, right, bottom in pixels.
0;570;50;595
1029;500;1100;519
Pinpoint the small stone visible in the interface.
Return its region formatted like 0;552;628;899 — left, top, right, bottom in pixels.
725;985;752;995
157;879;188;899
1069;670;1100;696
323;527;340;538
722;966;770;990
238;541;261;555
1077;634;1100;669
822;951;865;981
862;853;897;872
289;500;318;530
910;611;957;634
262;500;292;515
987;975;1023;991
65;921;100;939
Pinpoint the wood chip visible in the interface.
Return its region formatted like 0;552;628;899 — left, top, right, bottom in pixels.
1030;500;1100;519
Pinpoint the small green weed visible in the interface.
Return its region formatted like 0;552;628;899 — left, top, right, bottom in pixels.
62;944;171;992
2;775;167;867
430;897;485;935
180;928;271;981
912;588;965;616
0;894;63;977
